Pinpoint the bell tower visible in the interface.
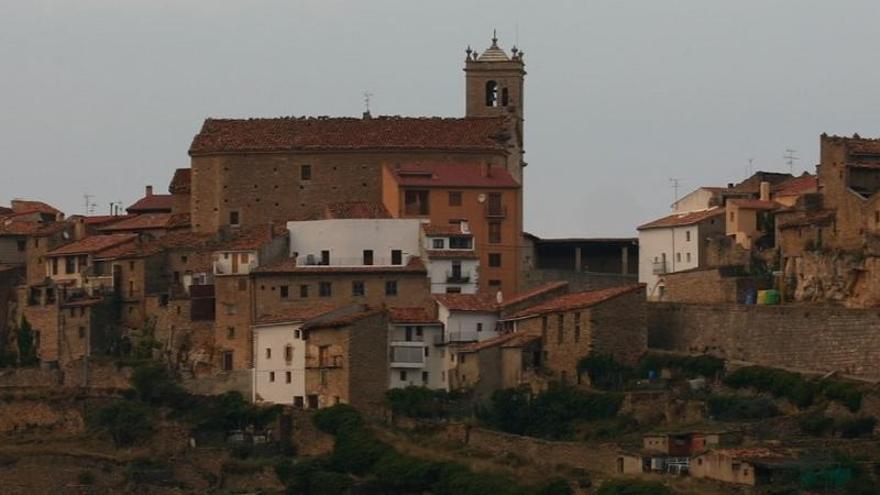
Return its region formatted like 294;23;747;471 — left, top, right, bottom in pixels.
464;32;526;179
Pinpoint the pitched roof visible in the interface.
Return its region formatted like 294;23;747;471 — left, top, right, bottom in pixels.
254;303;343;325
388;307;440;324
189;116;511;155
458;331;541;353
98;213;172;232
305;308;385;330
323;201;391;219
80;214;135;226
506;284;644;320
169;168;191;194
254;256;426;275
46;234;138;257
637;207;724;230
501;281;569;308
0;219;46;236
434;293;498;312
215;224;287;251
126;194;173;214
166;213;191;229
422;223;472;236
386;162;518;188
426;250;479;260
773;174;818;197
728;199;781;210
10;199;61;217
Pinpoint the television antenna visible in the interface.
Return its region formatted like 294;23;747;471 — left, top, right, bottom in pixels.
363;91;373;114
669;178;683;205
83;194;97;215
747;157;755;177
784;148;799;174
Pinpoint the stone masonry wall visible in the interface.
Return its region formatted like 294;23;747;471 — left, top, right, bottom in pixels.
648;302;880;378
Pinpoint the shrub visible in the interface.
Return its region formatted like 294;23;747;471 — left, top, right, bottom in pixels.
578;354;634;390
386;386;463;419
820;381;863;412
707;394;779;421
189;391;281;434
597;478;672;495
373;452;441;492
124;459;174;486
96;400;153;447
330;423;392;474
16;317;38;366
312;404;363;434
130;363;188;407
639;353;725;378
836;417;876;439
723;366;816;408
77;471;95;485
798;413;834;436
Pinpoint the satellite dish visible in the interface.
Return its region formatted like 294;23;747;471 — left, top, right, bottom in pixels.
478;193;486;203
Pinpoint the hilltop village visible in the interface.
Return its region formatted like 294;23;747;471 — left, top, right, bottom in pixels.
2;36;880;494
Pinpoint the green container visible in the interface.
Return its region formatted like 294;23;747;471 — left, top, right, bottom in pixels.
764;289;780;305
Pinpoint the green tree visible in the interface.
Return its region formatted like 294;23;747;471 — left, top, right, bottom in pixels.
17;317;38;366
97;400;153;447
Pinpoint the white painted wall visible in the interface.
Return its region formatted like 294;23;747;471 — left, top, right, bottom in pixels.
638;224;700;300
214;250;258;275
672;188;717;213
387;323;446;389
437;305;499;343
287;219;421;266
427;258;479;294
253;322;306;405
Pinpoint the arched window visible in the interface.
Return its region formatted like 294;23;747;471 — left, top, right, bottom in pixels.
485;81;498;107
501;87;509;106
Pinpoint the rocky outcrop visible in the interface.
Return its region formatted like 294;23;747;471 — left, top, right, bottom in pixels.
785;251;880;307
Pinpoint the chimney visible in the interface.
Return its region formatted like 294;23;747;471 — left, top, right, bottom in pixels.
145;185;153;197
759;181;770;201
362;111;371;120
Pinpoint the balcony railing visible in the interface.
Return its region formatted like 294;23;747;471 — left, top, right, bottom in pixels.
652;261;668;275
485;204;507;218
389;345;425;368
446;271;471;283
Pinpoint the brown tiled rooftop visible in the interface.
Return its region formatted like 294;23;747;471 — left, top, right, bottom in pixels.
506;284;644;319
433;293;498;312
458;331;540;353
189;116;510;155
254;303;343;325
305;308;385;330
126;194;173;214
169;168;191;194
501;281;569;308
387;162;518;188
728;199;781;210
637;207;724;230
388;307;439;324
10;199;61;216
322;201;391;219
216;224;287;251
254;256;426;275
772;174;817;197
98;213;172;232
46;234;138;256
426;250;479;260
422;223;472;236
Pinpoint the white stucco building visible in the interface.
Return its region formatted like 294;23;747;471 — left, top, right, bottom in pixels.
422;223;479;294
287;218;422;267
387;308;446;390
637;207;725;300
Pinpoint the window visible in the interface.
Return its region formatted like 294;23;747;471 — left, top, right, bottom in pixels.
173;271;180;284
238;279;247;291
501;87;509;106
729;211;735;222
52;258;58;275
227;327;235;339
574;312;581;342
280;285;289;298
16;240;25;252
422;371;429;383
448;191;462;206
404;190;429;215
229;210;240;226
424;347;430;357
449;236;472;249
266;348;272;359
285;344;293;361
78;327;85;339
445;287;461;293
363;250;374;265
488;253;502;267
181;255;188;263
676;253;681;263
301;164;312;180
686;252;692;263
294;396;304;408
685;231;691;242
222;351;233;371
352;281;365;296
432;239;444;249
541;316;548;342
557;314;564;344
477;323;483;332
488;279;501;288
320;250;330;265
399;370;407;381
485;80;498;107
385;280;398;296
269;371;275;382
65;256;75;274
319;282;332;297
300;285;309;298
391;249;402;265
286;371;292;383
488;222;501;244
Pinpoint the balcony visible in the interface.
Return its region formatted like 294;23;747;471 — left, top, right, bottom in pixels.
446;271;471;284
389;343;425;368
652;261;668;275
484;204;507;219
446;330;481;343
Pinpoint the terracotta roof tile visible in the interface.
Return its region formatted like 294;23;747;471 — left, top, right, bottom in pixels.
126;193;173;214
305;308;385;330
254;303;343;325
458;331;541;353
422;223;472;236
0;219;46;236
728;199;781;210
10;200;61;217
166;213;192;229
189;116;511;155
81;215;135;226
501;281;569;308
387;162;518;188
47;234;138;256
254;256;426;275
98;213;172;232
216;224;287;251
61;298;104;308
638;208;724;230
772;174;817;197
433;293;498;312
426;250;479;260
169;168;191;194
388;307;439;324
323;201;391;219
506;284;644;319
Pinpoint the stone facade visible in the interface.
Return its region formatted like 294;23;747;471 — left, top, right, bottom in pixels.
661;267;762;304
648;302;880;378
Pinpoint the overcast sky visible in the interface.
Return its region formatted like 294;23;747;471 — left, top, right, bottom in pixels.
2;1;880;237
